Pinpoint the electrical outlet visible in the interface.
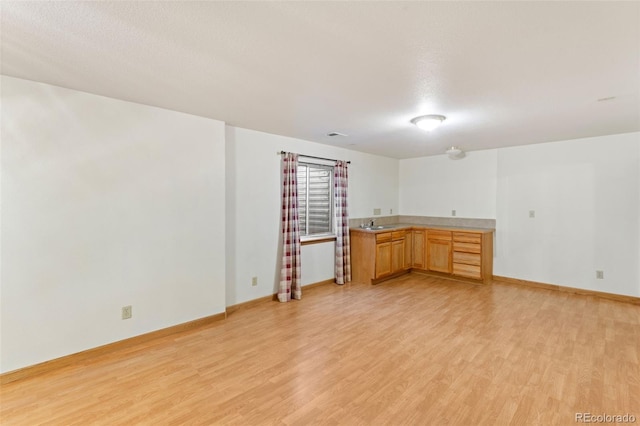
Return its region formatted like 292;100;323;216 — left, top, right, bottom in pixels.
529;210;535;218
596;270;604;279
252;276;258;287
122;305;132;320
373;208;381;216
451;209;456;217
390;208;393;214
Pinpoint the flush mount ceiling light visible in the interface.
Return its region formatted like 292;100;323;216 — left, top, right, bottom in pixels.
446;146;465;160
411;114;446;132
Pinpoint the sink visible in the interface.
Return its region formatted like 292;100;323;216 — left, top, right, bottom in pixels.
362;225;396;230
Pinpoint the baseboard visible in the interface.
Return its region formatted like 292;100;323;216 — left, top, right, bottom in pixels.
371;270;411;285
303;278;337;289
492;275;640;305
410;269;484;285
226;278;336;314
226;293;278;314
0;312;226;385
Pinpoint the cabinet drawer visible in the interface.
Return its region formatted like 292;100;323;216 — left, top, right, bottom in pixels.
376;232;392;243
453;251;481;266
427;230;452;241
453;263;481;279
392;230;406;240
453;232;481;244
453;242;481;254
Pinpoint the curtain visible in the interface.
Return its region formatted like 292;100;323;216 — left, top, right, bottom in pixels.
334;160;351;285
279;153;302;302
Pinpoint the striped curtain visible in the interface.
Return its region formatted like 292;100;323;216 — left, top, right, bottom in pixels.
334;160;351;285
279;153;302;302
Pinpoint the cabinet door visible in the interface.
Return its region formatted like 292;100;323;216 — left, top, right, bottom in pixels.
427;239;452;273
403;232;412;269
412;230;425;268
391;239;405;273
375;242;392;278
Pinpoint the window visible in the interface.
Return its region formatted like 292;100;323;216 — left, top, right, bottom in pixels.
297;162;333;237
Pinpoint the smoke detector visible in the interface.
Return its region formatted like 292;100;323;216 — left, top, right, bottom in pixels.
446;146;465;160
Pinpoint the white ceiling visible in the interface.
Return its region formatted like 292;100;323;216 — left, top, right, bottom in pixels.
2;1;639;159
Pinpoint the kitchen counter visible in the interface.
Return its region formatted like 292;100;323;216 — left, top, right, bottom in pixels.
350;224;494;285
350;223;494;234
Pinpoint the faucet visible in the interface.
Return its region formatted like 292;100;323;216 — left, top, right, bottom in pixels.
359;219;375;228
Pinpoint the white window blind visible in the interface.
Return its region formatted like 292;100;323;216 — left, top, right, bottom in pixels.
297;162;333;236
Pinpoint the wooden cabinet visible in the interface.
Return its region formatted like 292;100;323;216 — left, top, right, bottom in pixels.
411;230;425;269
427;230;452;273
374;232;392;278
404;231;413;269
351;229;411;283
391;240;404;273
375;241;392;278
350;226;493;285
452;231;493;283
372;232;407;279
391;231;407;273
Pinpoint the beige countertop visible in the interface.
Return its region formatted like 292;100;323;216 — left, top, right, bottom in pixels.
350;223;494;234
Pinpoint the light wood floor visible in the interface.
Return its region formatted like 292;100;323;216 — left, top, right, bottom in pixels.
1;274;639;425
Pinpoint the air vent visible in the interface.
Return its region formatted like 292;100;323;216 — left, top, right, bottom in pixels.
327;132;348;137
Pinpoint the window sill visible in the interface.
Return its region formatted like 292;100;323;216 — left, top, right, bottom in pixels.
301;235;336;246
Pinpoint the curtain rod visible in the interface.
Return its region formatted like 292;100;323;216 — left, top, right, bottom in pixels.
277;151;351;164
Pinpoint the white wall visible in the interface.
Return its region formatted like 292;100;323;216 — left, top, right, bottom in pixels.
495;133;640;297
225;126;398;306
399;132;640;297
399;149;498;219
1;77;226;373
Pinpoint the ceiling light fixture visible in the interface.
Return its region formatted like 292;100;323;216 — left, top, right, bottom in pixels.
411;114;446;132
446;146;465;160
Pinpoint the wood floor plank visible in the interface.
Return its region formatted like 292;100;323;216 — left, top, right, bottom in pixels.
1;274;639;425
